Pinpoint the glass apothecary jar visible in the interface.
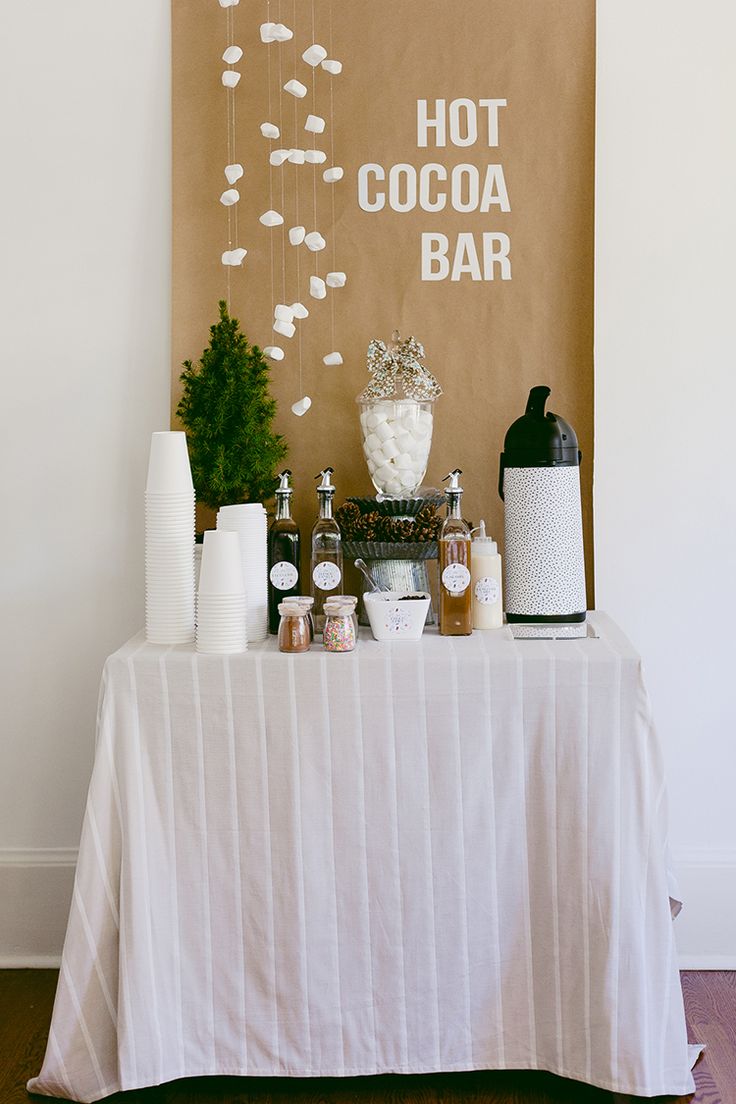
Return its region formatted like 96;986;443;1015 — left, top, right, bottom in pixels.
357;398;435;498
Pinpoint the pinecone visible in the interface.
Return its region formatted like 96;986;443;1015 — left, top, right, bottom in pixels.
361;510;381;541
335;501;361;540
392;517;416;542
375;514;396;542
414;504;442;542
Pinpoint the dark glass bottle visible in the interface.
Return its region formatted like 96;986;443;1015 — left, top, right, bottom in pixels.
268;470;301;633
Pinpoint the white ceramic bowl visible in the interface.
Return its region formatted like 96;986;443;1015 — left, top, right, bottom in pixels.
363;590;431;641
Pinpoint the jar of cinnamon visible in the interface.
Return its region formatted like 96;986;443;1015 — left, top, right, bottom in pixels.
278;602;311;653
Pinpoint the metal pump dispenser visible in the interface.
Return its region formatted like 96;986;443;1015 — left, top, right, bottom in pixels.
267;469;301;633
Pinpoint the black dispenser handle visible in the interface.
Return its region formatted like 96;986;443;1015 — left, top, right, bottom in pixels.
498;454;505;501
525;385;551;417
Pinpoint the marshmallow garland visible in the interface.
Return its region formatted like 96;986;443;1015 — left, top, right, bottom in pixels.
220;0;246;290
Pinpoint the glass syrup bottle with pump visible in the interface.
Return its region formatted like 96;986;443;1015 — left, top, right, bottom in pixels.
439;468;473;636
268;470;301;634
310;468;343;633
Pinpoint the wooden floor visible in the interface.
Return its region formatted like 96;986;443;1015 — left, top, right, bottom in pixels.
2;971;732;1104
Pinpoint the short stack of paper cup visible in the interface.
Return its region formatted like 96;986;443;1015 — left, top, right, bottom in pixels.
145;431;195;643
196;530;247;654
216;503;268;643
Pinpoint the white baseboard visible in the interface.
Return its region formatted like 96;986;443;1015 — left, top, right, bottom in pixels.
673;848;736;968
1;846;734;968
0;848;76;967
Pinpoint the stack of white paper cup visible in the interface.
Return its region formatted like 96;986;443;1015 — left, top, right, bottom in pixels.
196;530;247;654
145;431;196;643
216;503;268;643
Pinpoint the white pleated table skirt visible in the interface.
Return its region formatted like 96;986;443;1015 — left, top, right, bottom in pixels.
28;612;698;1101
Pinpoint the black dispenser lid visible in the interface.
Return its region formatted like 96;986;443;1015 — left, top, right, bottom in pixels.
502;386;580;467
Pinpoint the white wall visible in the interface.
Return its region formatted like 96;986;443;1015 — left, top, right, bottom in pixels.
0;1;171;963
595;0;736;965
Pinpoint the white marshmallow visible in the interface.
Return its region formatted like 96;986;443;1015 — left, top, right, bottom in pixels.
398;472;417;490
259;209;284;226
288;225;306;245
384;479;403;495
413;419;432;438
375;421;393;442
272;23;293;42
263;346;284;361
367;458;378;475
322;352;343;366
220;188;240;206
291;301;309;319
382;439;400;460
221;247;247;266
396;430;414;452
304;149;327;164
369;447;387;466
224;163;244;184
322;166;343;183
302;43;328;67
370;406;389;424
305;114;326;134
222;46;243;64
321;59;342;75
283;78;307;98
287;148;306;164
418;409;433;427
260;122;280;139
359;410;370;426
309;275;326;299
291;396;311;416
305;231;326;252
274;304;294;323
396;452;414;469
365;412;380;429
376;464;394;483
326;271;346;288
273;319;296;338
260;22;277;42
269;148;290;166
364;432;381;452
222;70;241;88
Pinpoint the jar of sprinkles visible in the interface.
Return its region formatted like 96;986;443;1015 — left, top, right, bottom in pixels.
323;597;357;652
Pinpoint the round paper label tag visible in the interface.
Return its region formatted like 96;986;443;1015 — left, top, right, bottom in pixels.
312;561;342;591
270;561;299;591
441;563;471;594
475;576;500;605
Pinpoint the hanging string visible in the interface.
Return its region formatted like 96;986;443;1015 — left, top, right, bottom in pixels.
230;6;238;267
310;0;318;277
266;0;275;318
277;0;287;309
224;9;233;311
292;0;303;396
328;0;336;352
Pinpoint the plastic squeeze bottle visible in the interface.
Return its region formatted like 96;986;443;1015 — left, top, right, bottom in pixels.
439;469;472;636
471;520;503;629
310;468;343;633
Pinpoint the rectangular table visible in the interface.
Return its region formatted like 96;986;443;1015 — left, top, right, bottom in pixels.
29;612;698;1101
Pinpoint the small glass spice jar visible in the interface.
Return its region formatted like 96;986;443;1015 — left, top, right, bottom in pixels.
323;597;358;652
278;601;311;653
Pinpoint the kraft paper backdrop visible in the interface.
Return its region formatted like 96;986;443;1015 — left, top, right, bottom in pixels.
172;0;595;602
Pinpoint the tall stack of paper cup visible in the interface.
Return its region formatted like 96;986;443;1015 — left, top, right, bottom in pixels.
216;503;268;643
196;530;247;653
145;431;195;643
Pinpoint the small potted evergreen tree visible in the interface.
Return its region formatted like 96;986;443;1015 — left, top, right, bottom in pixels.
177;301;288;534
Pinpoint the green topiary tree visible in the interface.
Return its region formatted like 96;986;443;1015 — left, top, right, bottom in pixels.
177;300;288;509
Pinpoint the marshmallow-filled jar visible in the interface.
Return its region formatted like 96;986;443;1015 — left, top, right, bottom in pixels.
358;397;435;497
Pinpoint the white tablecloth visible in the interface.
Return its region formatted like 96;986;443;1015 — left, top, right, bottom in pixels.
29;612;697;1101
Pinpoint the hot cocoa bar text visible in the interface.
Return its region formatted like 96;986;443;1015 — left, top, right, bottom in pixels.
357;98;511;282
